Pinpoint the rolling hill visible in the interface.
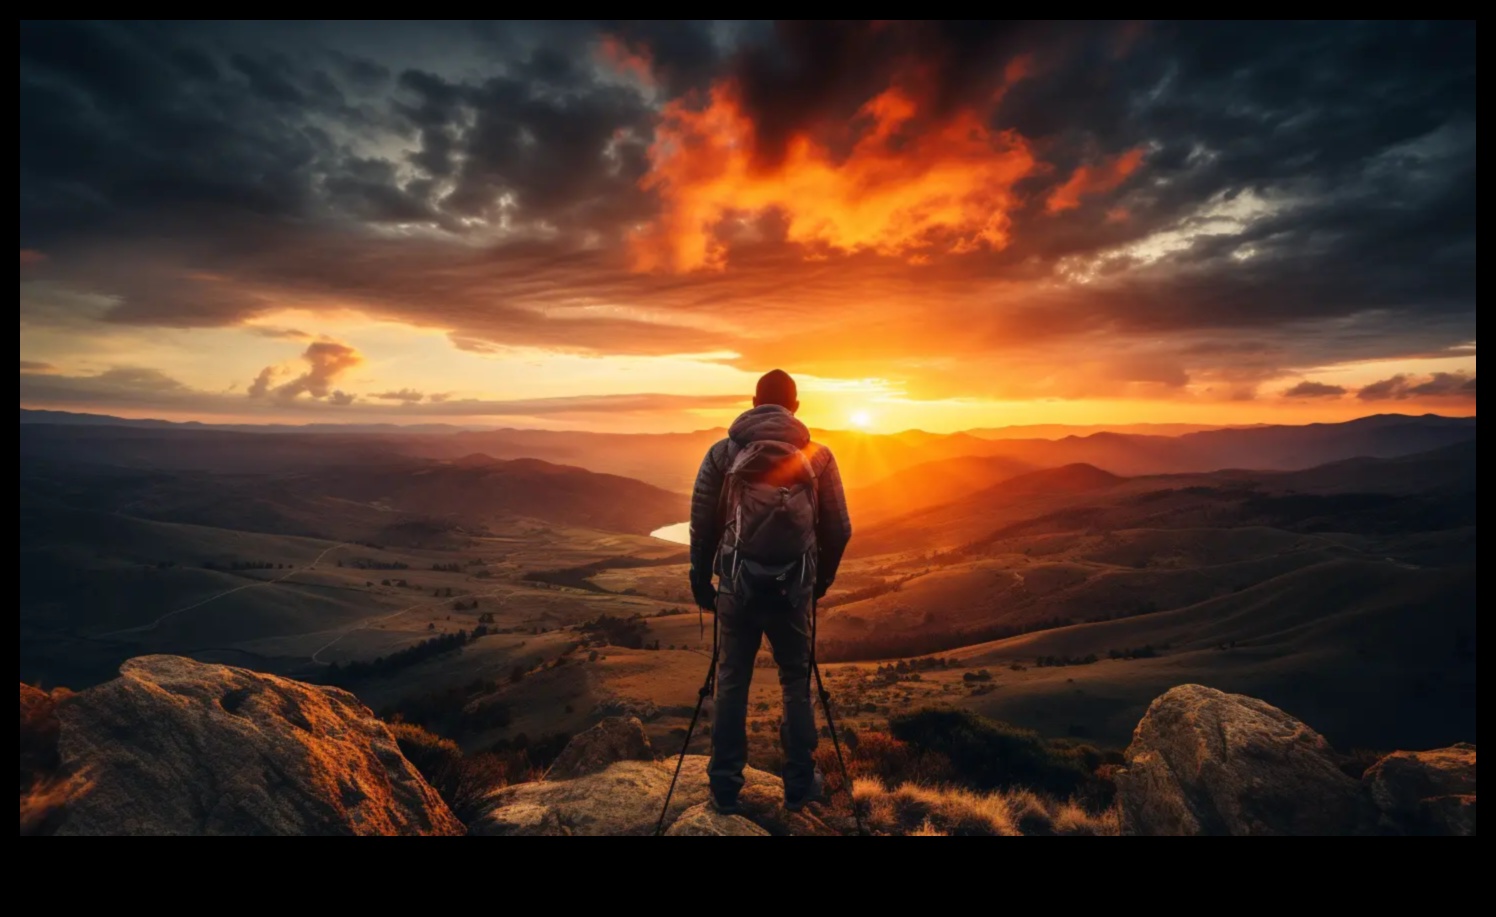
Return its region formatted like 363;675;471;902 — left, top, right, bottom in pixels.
944;557;1475;750
21;452;688;541
820;441;1475;659
291;455;687;536
848;454;1037;524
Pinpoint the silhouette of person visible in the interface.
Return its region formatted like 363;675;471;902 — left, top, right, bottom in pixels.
688;369;852;813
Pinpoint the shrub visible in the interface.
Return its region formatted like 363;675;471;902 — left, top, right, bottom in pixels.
378;678;511;738
389;721;510;824
888;706;1103;801
809;729;941;800
320;629;476;684
578;614;649;649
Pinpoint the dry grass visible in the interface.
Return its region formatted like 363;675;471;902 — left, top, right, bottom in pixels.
20;682;88;835
815;720;1119;835
850;777;1119;836
20;774;90;836
388;721;512;823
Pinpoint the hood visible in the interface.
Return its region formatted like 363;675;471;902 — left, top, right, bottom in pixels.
728;404;810;449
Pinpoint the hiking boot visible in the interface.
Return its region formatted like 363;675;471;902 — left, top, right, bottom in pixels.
784;770;826;812
709;794;742;816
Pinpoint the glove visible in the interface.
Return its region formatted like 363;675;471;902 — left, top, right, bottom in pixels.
813;580;830;601
690;568;717;610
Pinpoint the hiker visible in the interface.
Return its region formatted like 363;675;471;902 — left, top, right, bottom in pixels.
688;369;853;814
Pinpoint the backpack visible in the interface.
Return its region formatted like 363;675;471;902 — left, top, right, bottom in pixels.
721;440;819;607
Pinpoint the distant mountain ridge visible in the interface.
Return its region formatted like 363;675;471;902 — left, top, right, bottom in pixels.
855;438;1477;554
18;409;1477;492
18;408;480;434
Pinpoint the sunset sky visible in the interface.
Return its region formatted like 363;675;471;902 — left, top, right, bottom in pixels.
19;21;1475;433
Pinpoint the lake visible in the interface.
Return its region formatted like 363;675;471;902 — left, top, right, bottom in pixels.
650;521;690;545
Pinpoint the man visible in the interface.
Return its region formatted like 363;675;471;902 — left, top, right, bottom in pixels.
689;369;853;814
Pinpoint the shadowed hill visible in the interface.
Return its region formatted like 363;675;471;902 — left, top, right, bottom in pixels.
947;558;1476;751
852;441;1475;556
849;454;1037;524
815;443;1475;751
851;463;1127;555
21;453;688;540
1271;439;1477;495
294;455;686;536
980;463;1122;496
19;421;408;473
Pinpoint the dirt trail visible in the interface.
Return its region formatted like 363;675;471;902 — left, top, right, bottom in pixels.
98;542;349;638
309;589;515;664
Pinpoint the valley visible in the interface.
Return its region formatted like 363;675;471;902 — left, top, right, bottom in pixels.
18;410;1477;770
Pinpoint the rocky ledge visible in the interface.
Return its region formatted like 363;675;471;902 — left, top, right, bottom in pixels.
1115;684;1476;836
20;657;1476;836
21;655;462;835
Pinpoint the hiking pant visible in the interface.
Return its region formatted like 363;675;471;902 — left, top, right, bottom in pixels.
708;590;818;802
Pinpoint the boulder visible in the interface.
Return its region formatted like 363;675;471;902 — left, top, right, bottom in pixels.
1115;683;1370;835
545;715;653;780
469;754;836;836
1364;743;1477;836
666;803;771;836
47;655;463;836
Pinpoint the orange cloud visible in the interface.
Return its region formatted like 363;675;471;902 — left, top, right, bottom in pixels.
249;340;363;402
1045;148;1145;214
597;35;653;86
630;82;1039;272
20;249;46;266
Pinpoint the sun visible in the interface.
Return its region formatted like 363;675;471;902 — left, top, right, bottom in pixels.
849;409;874;429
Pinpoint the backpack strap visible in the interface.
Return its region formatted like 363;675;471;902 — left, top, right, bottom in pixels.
715;440;739;534
718;440;742;581
801;444;824;578
801;443;826;528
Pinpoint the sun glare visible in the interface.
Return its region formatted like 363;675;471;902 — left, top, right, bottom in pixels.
849;409;874;429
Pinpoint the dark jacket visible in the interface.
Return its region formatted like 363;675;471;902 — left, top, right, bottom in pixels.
689;404;852;589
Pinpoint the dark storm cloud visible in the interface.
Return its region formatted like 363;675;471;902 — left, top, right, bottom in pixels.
722;20;1036;167
600;20;727;96
17;20;1477;391
18;19;656;248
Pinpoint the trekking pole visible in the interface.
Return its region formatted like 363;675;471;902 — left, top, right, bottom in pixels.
810;595;868;836
655;610;718;836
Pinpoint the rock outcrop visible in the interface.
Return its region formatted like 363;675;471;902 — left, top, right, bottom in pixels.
21;657;1475;837
1116;684;1477;836
31;655;462;836
470;750;836;836
666;803;772;836
1364;743;1477;836
545;716;654;780
1115;684;1371;835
